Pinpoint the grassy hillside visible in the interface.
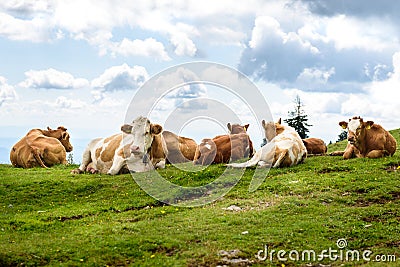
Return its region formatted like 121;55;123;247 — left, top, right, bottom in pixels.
1;130;399;266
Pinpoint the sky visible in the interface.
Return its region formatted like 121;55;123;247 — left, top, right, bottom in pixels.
1;0;400;162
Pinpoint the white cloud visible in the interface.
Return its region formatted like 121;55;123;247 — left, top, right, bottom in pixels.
249;16;319;54
296;67;335;90
0;1;53;15
359;51;400;119
0;76;17;106
109;38;171;61
19;68;89;89
0;12;53;42
55;96;86;109
170;32;197;57
326;15;398;52
91;64;149;100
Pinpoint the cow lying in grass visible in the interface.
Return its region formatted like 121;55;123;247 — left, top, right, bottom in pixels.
227;119;307;168
193;123;254;165
72;116;198;174
10;126;73;168
331;116;397;159
302;137;327;155
71;116;164;175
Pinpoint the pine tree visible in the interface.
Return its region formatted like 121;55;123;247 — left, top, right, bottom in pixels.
337;131;347;142
67;153;74;165
284;95;312;139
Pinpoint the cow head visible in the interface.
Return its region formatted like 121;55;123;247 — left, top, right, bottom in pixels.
47;126;73;152
339;116;374;145
227;123;249;134
121;116;163;156
262;118;286;143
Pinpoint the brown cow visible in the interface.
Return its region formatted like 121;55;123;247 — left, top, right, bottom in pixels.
162;131;197;164
193;123;254;165
331;116;397;159
10;126;73;168
302;138;327;155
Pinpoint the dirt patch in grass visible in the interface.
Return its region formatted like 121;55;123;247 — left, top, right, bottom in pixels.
317;166;351;174
55;203;165;222
355;191;400;207
362;211;400;223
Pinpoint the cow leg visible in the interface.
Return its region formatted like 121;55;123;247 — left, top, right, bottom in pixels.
366;150;386;158
341;143;356;160
71;146;93;174
155;159;166;169
108;155;125;175
230;146;244;162
202;151;215;165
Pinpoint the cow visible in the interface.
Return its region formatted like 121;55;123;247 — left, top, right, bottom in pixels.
162;131;197;164
227;123;249;134
71;116;197;175
71;116;164;175
193;123;254;165
10;126;73;168
330;116;396;159
302;138;327;155
227;118;307;168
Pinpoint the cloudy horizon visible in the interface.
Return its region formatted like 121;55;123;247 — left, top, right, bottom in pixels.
1;0;400;163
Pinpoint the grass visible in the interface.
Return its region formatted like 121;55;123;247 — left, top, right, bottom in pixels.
1;129;399;266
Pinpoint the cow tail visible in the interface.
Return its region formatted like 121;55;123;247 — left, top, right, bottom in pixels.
227;149;262;168
31;148;49;168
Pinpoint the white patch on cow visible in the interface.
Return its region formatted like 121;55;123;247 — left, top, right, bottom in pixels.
108;154;125;175
129;117;153;154
205;143;212;150
348;119;361;133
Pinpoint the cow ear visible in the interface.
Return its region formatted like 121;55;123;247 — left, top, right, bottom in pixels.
227;123;232;132
151;124;163;135
62;132;68;139
339;121;348;129
47;126;52;131
365;121;374;130
121;124;133;134
262;120;266;127
244;124;249;131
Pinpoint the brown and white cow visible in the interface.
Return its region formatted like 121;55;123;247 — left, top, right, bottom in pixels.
228;119;307;168
71;116;197;175
10;126;73;168
331;116;396;159
71;116;164;175
302;138;327;155
193;123;254;165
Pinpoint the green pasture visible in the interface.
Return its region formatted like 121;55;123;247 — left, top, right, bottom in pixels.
1;130;399;266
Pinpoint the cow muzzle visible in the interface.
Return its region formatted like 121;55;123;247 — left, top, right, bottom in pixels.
347;136;356;144
130;145;142;155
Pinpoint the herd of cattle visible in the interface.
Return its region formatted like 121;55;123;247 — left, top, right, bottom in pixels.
10;116;397;175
